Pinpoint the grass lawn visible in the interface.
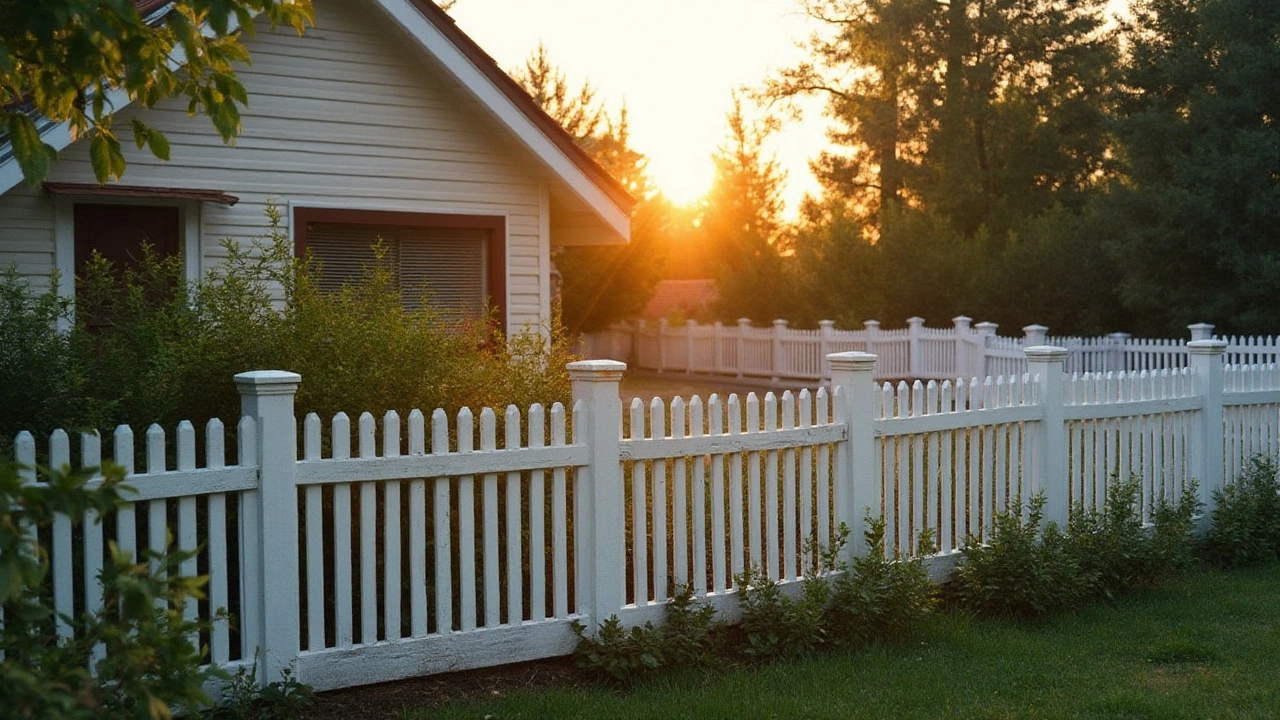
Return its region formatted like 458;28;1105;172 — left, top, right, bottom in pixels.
403;563;1280;719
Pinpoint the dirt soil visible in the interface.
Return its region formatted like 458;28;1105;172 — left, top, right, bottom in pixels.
303;656;590;719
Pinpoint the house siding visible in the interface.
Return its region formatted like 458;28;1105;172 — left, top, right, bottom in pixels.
0;0;550;329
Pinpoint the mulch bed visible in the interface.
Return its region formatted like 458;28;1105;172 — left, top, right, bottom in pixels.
303;656;590;719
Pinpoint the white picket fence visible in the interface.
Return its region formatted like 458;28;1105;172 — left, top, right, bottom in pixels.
584;316;1280;382
9;341;1280;695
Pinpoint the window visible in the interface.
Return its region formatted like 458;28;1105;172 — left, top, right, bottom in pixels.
74;203;180;276
294;208;506;328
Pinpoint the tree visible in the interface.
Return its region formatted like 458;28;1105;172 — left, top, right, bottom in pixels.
0;0;314;186
511;45;669;334
1098;0;1280;335
699;97;792;324
765;0;1119;332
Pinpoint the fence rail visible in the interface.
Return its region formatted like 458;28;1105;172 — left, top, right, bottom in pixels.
583;316;1280;382
9;341;1280;695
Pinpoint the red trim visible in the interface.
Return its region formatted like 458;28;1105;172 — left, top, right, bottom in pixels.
293;207;507;332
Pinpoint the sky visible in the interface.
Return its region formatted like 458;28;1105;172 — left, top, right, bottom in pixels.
448;0;829;214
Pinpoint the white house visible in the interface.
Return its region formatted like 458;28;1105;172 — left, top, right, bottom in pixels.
0;0;633;333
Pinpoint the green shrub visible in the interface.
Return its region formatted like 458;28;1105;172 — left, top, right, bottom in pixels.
571;616;666;684
1200;456;1280;568
826;517;936;646
1067;477;1200;600
735;566;830;662
945;494;1085;620
571;585;720;685
0;461;216;719
0;269;85;454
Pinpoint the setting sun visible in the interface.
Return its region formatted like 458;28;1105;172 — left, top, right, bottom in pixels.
645;151;715;205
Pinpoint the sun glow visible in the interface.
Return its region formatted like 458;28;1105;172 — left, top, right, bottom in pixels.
646;152;715;206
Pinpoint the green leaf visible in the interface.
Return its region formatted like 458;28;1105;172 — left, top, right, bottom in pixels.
6;113;52;185
147;129;171;161
89;134;112;183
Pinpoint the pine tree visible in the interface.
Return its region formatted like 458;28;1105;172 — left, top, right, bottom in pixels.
1100;0;1280;334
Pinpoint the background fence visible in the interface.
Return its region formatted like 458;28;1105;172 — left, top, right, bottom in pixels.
584;316;1280;383
10;340;1280;695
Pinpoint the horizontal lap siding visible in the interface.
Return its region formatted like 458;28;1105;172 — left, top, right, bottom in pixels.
29;0;548;328
0;185;56;290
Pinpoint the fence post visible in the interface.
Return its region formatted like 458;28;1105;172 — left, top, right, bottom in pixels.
1107;332;1131;373
1023;324;1049;347
1189;340;1227;522
567;360;627;629
234;370;302;685
863;319;880;357
1188;323;1216;342
819;319;836;380
828;352;879;560
975;322;998;378
1025;347;1070;527
953;316;973;379
906;317;925;378
736;318;751;379
772;319;788;383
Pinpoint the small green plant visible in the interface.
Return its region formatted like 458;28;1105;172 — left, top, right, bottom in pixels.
570;585;721;684
1200;456;1280;568
0;461;216;719
735;566;830;662
658;584;721;669
826;516;936;646
571;616;666;684
946;494;1085;620
208;664;315;720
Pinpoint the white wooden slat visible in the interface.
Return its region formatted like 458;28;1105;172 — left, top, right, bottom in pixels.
629;399;648;604
671;398;689;589
50;430;74;639
551;403;569;617
727;395;745;584
763;393;779;581
528;404;546;621
480;408;500;627
206;419;230;665
457;408;477;632
304;415;326;650
406;408;427;637
146;425;168;591
747;392;762;571
650;398;668;602
797;391;812;569
80;431;105;650
383;411;403;641
331;413;354;649
236;415;263;657
432;409;452;634
690;397;708;595
358;413;378;644
709;395;728;593
781;392;797;580
816;389;831;552
911;382;925;555
175;421;200;640
504;406;524;624
939;382;954;553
